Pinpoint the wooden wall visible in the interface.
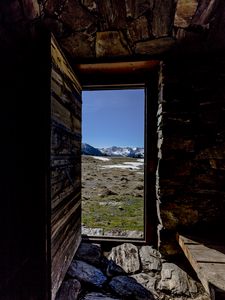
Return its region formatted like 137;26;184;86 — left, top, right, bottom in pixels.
50;36;82;299
0;32;82;299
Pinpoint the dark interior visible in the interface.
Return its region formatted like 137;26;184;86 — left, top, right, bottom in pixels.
1;1;225;299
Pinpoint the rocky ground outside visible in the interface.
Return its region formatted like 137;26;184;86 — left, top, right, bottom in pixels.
56;242;209;300
82;155;145;238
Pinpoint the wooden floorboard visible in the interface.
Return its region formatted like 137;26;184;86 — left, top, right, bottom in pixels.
177;234;225;296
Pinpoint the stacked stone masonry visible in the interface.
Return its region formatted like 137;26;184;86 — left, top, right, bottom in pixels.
157;56;225;254
1;1;225;61
56;242;209;300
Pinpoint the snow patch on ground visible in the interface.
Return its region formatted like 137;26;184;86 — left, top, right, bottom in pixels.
137;159;144;163
92;156;110;161
123;162;143;168
101;161;143;170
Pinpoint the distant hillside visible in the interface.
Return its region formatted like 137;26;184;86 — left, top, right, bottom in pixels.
82;143;103;156
82;143;144;158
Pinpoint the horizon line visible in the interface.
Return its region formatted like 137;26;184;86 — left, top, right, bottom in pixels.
83;142;144;148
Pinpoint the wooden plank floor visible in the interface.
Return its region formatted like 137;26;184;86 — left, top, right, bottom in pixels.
177;234;225;297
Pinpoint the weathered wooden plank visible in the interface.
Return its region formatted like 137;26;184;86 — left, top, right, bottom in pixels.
51;198;81;240
186;245;225;263
51;120;81;152
50;35;82;300
52;98;81;134
177;234;225;294
51;119;81;136
177;235;200;244
51;89;82;120
52;185;75;209
51;34;82;94
51;205;81;259
51;67;82;112
51;164;79;182
51;66;82;100
51;183;80;212
52;185;81;210
51;157;76;167
51;217;81;300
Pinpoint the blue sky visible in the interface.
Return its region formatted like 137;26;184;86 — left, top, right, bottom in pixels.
82;89;144;148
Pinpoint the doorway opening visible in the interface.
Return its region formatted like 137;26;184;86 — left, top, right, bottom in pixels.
81;88;145;240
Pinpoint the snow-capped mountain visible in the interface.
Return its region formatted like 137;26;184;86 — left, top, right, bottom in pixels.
82;144;144;158
100;146;144;158
82;143;103;156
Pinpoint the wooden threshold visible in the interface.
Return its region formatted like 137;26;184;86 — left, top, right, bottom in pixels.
81;235;146;244
177;233;225;298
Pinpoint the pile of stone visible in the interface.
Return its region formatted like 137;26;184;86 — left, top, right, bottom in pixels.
56;243;209;300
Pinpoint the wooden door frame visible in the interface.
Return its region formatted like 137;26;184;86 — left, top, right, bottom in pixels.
78;65;159;247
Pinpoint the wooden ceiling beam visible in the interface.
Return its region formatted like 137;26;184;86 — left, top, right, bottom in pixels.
75;60;160;76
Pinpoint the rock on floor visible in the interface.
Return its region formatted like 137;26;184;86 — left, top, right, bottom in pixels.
131;273;158;294
67;260;107;288
158;262;198;297
105;259;126;277
58;242;208;300
82;292;121;300
107;243;140;274
75;243;102;267
109;275;154;300
139;246;162;272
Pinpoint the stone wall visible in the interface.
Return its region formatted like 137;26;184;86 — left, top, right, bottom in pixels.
156;55;225;254
1;0;225;257
1;1;225;61
42;0;225;61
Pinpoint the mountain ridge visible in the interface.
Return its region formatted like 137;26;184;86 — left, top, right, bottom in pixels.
82;143;103;156
82;143;144;158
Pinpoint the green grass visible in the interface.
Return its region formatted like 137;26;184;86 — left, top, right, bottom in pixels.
82;195;144;231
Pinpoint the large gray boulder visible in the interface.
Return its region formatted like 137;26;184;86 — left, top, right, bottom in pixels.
107;243;140;274
131;273;158;294
56;279;81;300
139;246;162;272
158;262;198;297
109;276;154;300
75;242;102;267
67;260;107;288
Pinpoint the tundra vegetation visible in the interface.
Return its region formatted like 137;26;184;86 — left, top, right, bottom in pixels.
81;155;144;237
